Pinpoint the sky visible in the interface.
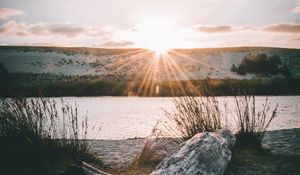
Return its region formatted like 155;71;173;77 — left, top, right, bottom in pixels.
0;0;300;49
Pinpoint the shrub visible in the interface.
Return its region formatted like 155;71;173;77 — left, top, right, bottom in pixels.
231;53;290;76
279;63;292;77
162;96;223;142
230;64;237;72
234;96;278;147
0;98;100;175
0;62;10;95
0;62;8;75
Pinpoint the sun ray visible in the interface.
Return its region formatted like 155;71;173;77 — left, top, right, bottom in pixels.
90;48;203;96
105;48;147;58
99;50;152;81
144;53;160;96
111;51;152;73
137;53;157;96
148;61;159;96
162;54;187;95
164;57;188;95
83;49;150;75
164;53;201;95
160;55;175;96
169;50;222;72
128;51;177;96
102;49;149;70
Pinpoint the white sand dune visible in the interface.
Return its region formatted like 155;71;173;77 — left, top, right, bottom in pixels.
1;46;299;81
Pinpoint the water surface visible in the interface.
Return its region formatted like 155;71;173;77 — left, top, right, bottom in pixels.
49;96;300;139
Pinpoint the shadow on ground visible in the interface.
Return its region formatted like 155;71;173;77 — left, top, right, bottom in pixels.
226;128;300;175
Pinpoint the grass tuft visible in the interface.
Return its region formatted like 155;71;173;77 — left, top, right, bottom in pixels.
234;95;278;148
135;96;225;167
0;98;100;175
163;96;223;142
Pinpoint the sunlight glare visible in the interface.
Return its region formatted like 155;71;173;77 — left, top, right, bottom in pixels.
132;19;181;54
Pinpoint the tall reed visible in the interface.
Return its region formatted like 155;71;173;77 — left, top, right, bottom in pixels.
163;96;223;142
136;96;224;166
0;98;100;175
234;95;277;147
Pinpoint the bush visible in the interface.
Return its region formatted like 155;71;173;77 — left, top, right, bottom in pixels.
234;96;278;147
279;63;292;77
0;62;10;95
231;54;290;76
0;98;100;175
0;62;8;75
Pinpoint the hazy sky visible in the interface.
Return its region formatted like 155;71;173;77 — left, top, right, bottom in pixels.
0;0;300;48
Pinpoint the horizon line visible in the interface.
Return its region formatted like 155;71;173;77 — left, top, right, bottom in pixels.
1;45;300;50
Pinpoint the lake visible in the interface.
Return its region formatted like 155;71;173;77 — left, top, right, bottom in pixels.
48;96;300;140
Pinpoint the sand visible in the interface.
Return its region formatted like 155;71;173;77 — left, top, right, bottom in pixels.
88;128;300;169
88;139;146;169
262;128;300;156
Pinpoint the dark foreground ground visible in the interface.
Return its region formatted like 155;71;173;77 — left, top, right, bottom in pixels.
225;128;300;175
2;128;298;175
225;148;300;175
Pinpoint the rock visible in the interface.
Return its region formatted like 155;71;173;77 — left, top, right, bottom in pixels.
151;129;235;175
218;129;236;149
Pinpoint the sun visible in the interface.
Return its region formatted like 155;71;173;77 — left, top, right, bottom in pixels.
148;44;170;55
131;19;181;54
117;17;196;53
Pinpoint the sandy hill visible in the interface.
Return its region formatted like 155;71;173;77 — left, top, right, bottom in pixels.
1;46;300;81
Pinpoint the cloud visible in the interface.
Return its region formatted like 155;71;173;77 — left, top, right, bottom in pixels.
292;5;300;13
0;21;113;38
2;20;300;48
0;8;25;19
101;40;134;47
0;21;27;36
196;25;233;33
292;0;300;13
29;23;113;38
263;23;300;33
12;42;66;47
193;23;300;34
30;23;86;37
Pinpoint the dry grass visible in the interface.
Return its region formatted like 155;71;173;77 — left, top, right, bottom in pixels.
234;96;278;147
135;96;225;168
0;98;100;175
137;138;168;166
136;95;278;169
163;96;223;142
